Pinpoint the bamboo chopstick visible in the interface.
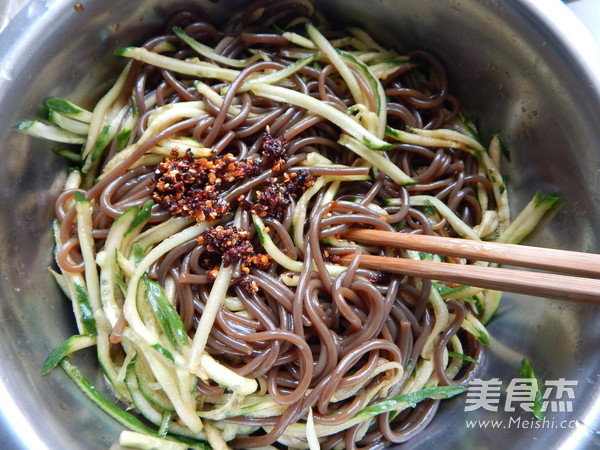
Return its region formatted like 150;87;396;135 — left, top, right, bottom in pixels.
343;228;600;277
339;228;600;304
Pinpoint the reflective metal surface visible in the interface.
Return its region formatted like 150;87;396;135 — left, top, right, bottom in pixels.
1;1;599;448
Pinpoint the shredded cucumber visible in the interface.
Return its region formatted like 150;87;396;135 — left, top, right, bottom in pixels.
49;111;90;135
101;102;207;177
291;176;328;250
14;120;86;144
355;385;467;420
123;224;207;365
520;358;545;421
60;358;207;448
337;49;387;138
81;62;133;172
250;83;393;150
188;261;235;374
498;191;560;244
338;134;414;185
116;47;239;81
306;23;365;107
41;334;96;375
173;26;263;68
238;53;318;92
143;276;189;351
45;98;93;122
134;357;176;413
97;204;139;328
119;431;191;450
199;352;258;396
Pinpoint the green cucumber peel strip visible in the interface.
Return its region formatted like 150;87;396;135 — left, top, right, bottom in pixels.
132;243;145;264
143;276;189;350
454;114;482;146
480;290;502;325
158;412;173;438
81;62;132;172
433;281;472;297
432;282;482;312
467;295;485;317
59;358;206;448
385;125;483;159
45;98;92;121
74;281;98;336
41;334;96;375
61;357;157;433
116;129;132;150
125;358;174;419
114;273;128;295
73;191;90;203
447;351;479;365
130;95;139;117
52;148;82;163
151;343;175;364
355;385;467;420
126;200;154;236
520;358;545;421
472;324;490;345
91;124;112;162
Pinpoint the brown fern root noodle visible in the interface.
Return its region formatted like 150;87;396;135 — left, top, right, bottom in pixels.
53;1;492;448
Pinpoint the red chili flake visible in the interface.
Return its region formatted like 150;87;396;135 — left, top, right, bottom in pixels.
244;170;315;221
244;253;272;271
324;253;342;264
152;149;260;222
199;226;254;267
283;170;315;193
250;182;291;221
240;277;260;295
197;225;271;272
262;130;287;172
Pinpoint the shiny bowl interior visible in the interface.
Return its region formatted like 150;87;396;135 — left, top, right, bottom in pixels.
1;0;600;448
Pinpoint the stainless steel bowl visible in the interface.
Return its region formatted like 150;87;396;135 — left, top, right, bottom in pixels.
1;1;600;448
